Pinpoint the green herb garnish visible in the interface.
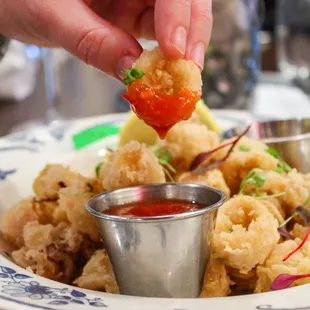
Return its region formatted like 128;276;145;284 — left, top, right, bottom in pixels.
154;147;176;182
266;148;292;173
122;68;144;85
95;162;103;178
239;168;285;199
239;145;250;152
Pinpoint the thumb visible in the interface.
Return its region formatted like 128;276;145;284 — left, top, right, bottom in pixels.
45;0;142;79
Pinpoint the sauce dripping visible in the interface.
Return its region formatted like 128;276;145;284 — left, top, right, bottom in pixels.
122;81;201;139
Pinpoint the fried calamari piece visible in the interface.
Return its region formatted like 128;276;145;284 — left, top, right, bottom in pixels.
255;239;310;293
58;187;100;242
200;258;231;298
74;249;119;294
282;169;310;216
211;137;278;195
290;223;308;240
164;123;220;172
33;164;102;200
12;246;74;283
177;169;230;199
134;47;202;95
0;198;39;247
212;196;280;273
260;199;285;225
227;267;257;292
99;141;165;191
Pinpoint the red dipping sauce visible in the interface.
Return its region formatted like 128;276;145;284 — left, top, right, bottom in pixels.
103;199;203;217
122;81;201;139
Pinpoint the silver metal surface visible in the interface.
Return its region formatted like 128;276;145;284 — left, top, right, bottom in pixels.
87;183;225;298
222;118;310;173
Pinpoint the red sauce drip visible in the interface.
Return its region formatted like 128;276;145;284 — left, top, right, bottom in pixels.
104;199;203;217
122;81;201;139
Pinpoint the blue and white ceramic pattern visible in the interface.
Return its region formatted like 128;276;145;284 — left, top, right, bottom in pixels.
1;111;308;310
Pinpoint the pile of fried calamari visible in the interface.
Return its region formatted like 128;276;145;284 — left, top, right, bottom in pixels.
2;114;310;297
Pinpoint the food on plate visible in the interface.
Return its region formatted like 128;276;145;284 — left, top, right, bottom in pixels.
122;47;202;138
2;112;310;297
118;99;221;147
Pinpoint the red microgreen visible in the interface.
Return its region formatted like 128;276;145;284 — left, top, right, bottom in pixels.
283;226;310;261
277;227;294;240
271;273;310;290
190;125;251;173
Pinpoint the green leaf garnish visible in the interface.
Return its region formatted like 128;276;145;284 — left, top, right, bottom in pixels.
239;168;266;195
266;148;292;173
239;145;251;152
154;147;176;181
95;162;103;178
123;68;144;85
304;192;310;207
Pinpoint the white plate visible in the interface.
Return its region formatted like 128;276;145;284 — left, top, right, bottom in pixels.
1;111;307;310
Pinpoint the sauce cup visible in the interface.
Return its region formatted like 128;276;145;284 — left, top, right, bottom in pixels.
86;183;225;298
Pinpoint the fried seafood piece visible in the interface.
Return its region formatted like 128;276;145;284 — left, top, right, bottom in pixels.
122;47;202;138
177;169;230;199
12;221;84;283
0;198;40;247
99;141;165;191
58;186;101;242
74;249;119;294
260;199;285;225
216;139;278;194
290;223;308;240
163;122;220;172
33;164;102;200
212;196;280;273
200;258;231;298
282;169;310;216
255;239;310;293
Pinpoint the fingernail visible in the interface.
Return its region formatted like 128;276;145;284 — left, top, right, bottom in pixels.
116;55;137;79
190;43;205;71
171;26;187;55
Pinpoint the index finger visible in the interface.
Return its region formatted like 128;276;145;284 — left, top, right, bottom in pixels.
154;0;191;58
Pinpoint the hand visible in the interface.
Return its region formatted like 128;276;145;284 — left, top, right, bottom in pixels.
0;0;212;80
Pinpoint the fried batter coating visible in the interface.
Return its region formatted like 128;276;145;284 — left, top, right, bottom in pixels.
0;198;39;247
33;164;102;200
260;199;285;225
282;169;310;216
255;239;310;293
177;169;230;199
200;258;231;297
290;223;308;240
164;123;220;171
58;187;100;242
218;146;278;195
134;47;202;95
212;196;280;273
74;249;119;294
99;141;165;191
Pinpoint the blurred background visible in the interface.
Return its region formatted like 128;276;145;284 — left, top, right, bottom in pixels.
0;0;310;137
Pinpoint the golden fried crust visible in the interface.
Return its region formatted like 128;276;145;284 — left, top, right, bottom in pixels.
164;122;220;172
134;47;202;95
177;169;230;199
0;198;39;248
212;196;280;273
200;258;231;298
255;239;310;293
99;141;165;191
282;169;310;216
74;249;119;294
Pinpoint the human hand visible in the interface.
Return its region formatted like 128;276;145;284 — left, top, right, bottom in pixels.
0;0;212;80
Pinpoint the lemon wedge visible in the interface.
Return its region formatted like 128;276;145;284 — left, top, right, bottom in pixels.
119;99;221;146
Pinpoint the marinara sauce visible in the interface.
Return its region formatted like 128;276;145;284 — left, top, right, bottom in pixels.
104;199;203;217
122;81;201;139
